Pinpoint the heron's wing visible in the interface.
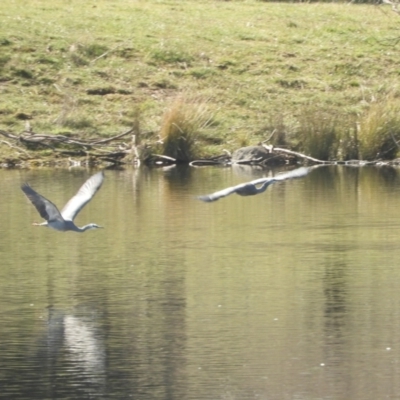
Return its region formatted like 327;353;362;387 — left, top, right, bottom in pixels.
61;171;104;221
273;167;310;181
197;183;246;202
243;167;309;187
248;177;276;186
21;184;63;222
198;167;311;202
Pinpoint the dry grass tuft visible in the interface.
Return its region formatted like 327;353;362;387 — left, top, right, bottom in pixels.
357;94;400;160
289;107;340;160
160;95;212;162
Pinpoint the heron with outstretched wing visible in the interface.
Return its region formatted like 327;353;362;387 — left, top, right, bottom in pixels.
21;171;105;232
197;167;310;202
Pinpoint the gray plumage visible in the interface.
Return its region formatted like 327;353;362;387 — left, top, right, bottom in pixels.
198;167;310;202
21;171;105;232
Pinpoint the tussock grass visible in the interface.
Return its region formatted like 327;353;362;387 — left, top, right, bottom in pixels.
256;110;358;161
293;109;363;161
357;94;400;160
2;0;400;160
160;95;212;162
294;108;340;161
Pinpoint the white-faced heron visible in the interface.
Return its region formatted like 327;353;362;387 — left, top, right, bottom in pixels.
197;167;310;202
21;171;105;232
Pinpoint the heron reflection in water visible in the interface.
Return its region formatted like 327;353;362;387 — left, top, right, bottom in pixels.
38;308;106;395
21;171;104;232
197;166;310;202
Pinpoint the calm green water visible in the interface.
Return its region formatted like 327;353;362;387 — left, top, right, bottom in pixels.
1;165;400;400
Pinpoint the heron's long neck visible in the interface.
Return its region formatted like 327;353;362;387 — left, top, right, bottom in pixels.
75;224;93;232
258;180;275;193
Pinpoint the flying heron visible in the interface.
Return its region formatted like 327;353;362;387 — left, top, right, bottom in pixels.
197;167;310;202
21;171;105;232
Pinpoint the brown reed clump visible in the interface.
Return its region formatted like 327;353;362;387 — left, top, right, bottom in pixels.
293;107;340;161
357;95;400;161
159;95;211;162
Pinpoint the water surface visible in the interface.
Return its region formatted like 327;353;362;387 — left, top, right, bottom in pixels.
1;165;400;399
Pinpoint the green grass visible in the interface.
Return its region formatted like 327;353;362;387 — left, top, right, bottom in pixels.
2;0;400;161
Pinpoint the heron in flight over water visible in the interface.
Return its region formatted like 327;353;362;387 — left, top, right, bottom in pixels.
21;171;105;232
197;167;310;202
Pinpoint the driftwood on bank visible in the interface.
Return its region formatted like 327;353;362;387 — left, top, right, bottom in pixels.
261;145;400;166
2;129;400;168
190;145;298;167
263;145;330;164
190;144;400;168
0;128;138;166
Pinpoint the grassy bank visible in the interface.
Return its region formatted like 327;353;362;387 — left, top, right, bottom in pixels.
2;0;400;163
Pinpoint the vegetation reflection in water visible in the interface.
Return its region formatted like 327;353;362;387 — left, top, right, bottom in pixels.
0;166;400;399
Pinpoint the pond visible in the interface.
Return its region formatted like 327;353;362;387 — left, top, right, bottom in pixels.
1;165;400;400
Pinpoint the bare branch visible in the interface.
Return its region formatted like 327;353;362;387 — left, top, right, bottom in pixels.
390;131;400;149
266;145;330;164
90;128;135;145
0;140;31;157
260;129;277;144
